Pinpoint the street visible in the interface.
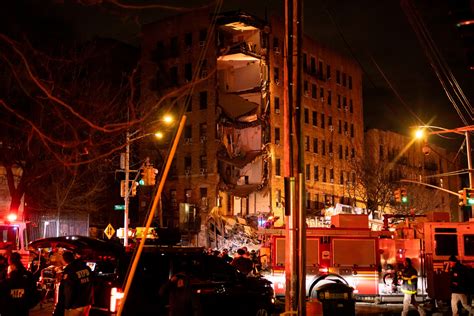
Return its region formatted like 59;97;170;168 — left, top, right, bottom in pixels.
30;301;462;316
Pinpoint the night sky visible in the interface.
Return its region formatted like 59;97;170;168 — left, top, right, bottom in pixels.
2;0;473;150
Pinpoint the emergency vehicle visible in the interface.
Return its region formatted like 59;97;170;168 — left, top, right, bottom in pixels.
0;213;30;265
260;213;474;302
261;214;384;300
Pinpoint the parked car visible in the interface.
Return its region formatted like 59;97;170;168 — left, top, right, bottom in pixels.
29;236;275;316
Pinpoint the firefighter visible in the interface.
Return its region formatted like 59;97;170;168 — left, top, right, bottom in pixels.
56;251;94;316
400;258;425;316
448;255;473;316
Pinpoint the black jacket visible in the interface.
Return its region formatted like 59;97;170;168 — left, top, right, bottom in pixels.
0;268;36;316
400;265;418;295
450;262;470;294
59;260;94;309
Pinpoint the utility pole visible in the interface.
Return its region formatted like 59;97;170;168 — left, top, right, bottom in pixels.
124;130;130;247
284;0;304;313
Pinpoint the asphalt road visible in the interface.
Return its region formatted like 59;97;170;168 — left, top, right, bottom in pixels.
30;301;460;316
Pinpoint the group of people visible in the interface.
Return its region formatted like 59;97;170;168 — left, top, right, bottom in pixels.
207;246;263;276
400;255;473;316
0;250;94;316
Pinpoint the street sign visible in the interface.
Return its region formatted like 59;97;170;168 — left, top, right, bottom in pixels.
104;223;115;240
114;204;125;211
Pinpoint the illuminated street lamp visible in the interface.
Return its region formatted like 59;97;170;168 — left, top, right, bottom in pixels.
123;114;173;247
414;125;474;217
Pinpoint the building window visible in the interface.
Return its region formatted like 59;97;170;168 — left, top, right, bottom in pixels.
275;127;281;145
338;120;342;134
303;53;307;72
170;189;177;207
337;94;341;109
274;96;280;114
349;75;353;89
304;108;309;124
321;113;325;128
185;189;192;203
305;136;310;151
313;138;318;154
314;165;319;181
184;32;192;49
170;36;179;57
200;155;207;169
304;80;309;95
351;148;355;158
199;123;207;138
344;122;348;133
318;61;324;80
311;83;317;99
274;67;280;84
273;37;279;49
350;124;354;137
312;111;318;126
275;158;281;176
322;140;326;155
199;91;208;109
345;146;349;160
343;96;347;108
306;164;310;180
379;145;384;160
185;95;192;112
340;171;344;184
336;70;341;84
329;141;333;155
330;168;334;182
306;192;311;209
310;57;316;74
328;116;333;127
322;167;327;182
185;156;192;171
185;63;192;82
320;87;324;100
170;66;178;85
350;99;353;113
342;73;347;87
326;64;331;80
199;29;207;44
184;124;192;139
328;90;332;105
339;145;343;159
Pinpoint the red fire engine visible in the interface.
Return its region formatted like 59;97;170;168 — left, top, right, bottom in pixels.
0;213;30;266
260;213;474;302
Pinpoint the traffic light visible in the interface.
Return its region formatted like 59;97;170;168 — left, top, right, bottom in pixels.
140;166;157;186
394;189;401;203
459;188;474;206
400;188;408;204
120;180;127;197
467;188;474;206
131;181;138;197
459;189;467;206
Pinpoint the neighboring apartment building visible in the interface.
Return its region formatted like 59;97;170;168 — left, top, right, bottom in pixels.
140;10;364;245
365;129;461;221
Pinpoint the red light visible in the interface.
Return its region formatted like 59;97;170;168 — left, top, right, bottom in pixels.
6;213;17;222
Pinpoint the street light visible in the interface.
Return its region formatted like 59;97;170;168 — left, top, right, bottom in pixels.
123;114;174;247
414;124;474;218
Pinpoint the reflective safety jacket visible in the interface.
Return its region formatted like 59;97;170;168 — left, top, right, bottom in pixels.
401;265;418;295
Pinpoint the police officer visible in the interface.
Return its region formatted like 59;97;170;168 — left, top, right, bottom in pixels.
448;255;473;316
56;251;94;316
0;252;36;316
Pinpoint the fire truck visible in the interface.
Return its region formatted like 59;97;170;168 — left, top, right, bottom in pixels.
0;213;30;265
261;214;384;299
260;213;474;302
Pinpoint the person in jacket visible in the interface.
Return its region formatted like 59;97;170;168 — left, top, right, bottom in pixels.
400;258;425;316
0;252;37;316
448;255;473;316
230;248;253;275
56;251;94;316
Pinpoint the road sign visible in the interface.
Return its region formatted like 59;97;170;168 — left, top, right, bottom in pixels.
114;204;125;211
104;223;115;239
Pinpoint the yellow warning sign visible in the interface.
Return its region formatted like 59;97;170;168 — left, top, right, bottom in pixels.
104;223;115;240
